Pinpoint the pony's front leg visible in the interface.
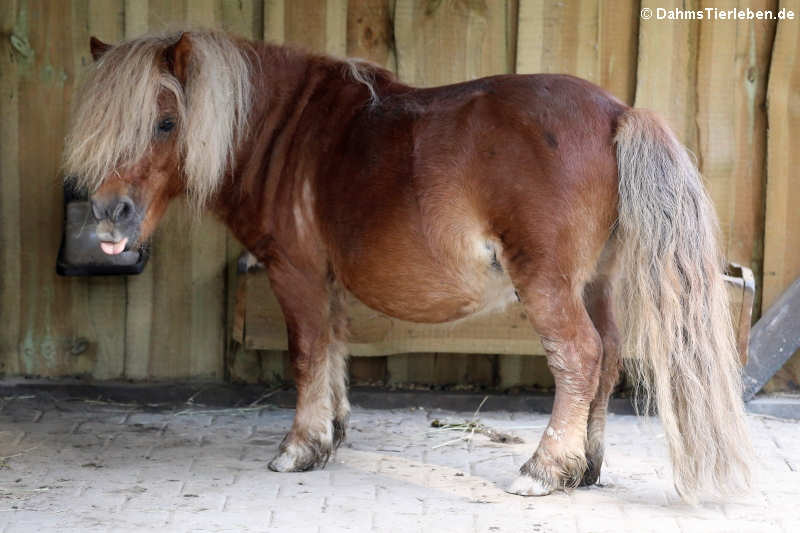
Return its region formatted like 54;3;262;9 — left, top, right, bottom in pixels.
266;264;350;473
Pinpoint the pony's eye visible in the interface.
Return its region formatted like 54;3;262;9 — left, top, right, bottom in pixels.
157;118;175;134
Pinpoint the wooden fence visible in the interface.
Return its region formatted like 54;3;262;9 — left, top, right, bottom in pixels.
0;0;798;390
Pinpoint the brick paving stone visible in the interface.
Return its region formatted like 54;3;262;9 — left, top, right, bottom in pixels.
0;395;797;532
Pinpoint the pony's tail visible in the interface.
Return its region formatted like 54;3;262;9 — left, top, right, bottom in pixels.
613;108;753;503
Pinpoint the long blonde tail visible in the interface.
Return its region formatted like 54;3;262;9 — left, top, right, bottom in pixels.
614;108;753;503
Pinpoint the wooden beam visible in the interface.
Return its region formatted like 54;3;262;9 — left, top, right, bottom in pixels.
743;277;800;400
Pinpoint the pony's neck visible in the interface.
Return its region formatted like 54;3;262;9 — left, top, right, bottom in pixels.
209;41;395;257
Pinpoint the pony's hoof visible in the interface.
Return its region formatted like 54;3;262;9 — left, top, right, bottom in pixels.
332;416;348;450
578;469;599;487
507;474;554;496
579;462;601;486
579;452;602;486
268;441;329;472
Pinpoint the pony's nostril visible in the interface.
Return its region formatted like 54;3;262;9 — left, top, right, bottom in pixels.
112;197;135;222
91;200;105;221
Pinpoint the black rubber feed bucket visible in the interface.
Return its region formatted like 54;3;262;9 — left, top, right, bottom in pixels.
56;184;149;276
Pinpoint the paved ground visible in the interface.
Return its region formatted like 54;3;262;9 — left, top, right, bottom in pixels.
0;393;797;533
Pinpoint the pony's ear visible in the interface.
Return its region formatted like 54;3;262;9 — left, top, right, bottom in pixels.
164;33;192;85
89;36;111;61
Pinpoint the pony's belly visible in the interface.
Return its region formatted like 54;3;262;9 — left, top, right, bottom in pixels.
341;237;518;324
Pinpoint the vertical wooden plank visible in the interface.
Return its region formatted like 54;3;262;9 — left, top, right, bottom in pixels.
63;0;98;379
395;354;435;386
516;1;600;80
264;0;284;42
598;1;638;104
763;0;800;392
695;0;775;319
123;0;149;37
516;0;638;104
385;353;495;387
222;0;263;37
79;0;128;380
386;353;411;385
435;354;495;387
14;0;91;376
763;2;800;310
498;356;555;391
634;0;700;152
394;0;512;87
278;0;325;48
266;0;345;53
350;356;388;385
505;0;519;75
145;204;194;378
346;0;396;69
325;0;347;56
187;218;227;379
0;0;22;376
185;0;221;26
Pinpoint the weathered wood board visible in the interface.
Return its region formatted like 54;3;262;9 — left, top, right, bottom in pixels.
516;0;639;104
0;0;23;376
238;268;543;356
634;0;699;152
235;264;754;362
696;0;774;318
762;1;800;392
393;0;515;87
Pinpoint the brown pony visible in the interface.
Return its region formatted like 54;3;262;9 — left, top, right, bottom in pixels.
63;30;752;503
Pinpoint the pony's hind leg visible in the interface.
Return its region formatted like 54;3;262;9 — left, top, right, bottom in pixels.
328;315;351;450
580;273;621;486
508;278;603;495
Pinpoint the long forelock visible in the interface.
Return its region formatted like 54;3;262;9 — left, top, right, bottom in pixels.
63;30;252;209
179;31;252;208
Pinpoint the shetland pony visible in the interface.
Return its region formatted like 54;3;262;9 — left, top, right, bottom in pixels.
63;30;752;503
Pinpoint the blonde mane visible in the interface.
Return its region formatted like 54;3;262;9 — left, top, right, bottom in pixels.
63;30;252;208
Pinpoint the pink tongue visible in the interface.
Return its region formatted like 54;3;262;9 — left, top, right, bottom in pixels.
100;238;128;255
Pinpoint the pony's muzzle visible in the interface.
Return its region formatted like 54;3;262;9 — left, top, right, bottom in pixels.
91;195;136;255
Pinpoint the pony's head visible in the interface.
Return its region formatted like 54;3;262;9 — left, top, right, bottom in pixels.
62;30;251;255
